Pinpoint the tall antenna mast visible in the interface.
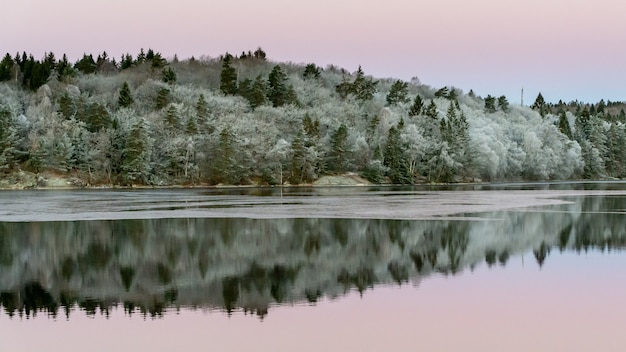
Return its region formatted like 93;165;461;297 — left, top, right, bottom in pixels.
521;87;524;106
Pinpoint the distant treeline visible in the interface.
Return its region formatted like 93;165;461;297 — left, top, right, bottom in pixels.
0;48;625;186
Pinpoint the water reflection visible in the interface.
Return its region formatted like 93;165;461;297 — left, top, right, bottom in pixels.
1;194;625;320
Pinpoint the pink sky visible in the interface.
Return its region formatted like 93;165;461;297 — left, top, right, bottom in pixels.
4;0;626;103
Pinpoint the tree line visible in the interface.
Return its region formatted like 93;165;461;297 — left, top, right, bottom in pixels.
0;48;625;186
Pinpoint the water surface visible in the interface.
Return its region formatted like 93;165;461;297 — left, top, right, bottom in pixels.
1;183;626;351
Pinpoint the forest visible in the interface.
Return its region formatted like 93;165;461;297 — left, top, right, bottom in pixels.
0;48;624;186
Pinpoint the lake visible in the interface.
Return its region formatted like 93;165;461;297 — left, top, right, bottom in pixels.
1;183;626;351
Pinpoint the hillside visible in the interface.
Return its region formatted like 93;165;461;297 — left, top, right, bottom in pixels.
0;49;624;187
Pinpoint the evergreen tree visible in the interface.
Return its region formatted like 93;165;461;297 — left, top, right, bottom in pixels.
0;107;21;173
497;95;509;112
219;53;238;95
303;63;321;80
58;92;75;119
335;77;352;100
155;88;170;110
0;53;13;81
248;75;268;109
85;103;111;132
212;127;239;184
118;82;134;108
484;95;496;113
558;111;572;139
136;49;146;64
532;92;548;116
409;95;424;117
164;104;179;129
328;124;349;173
161;67;177;84
289;129;306;184
196;94;208;120
267;65;288;107
253;47;267;61
351;66;378;101
424;100;438;119
120;120;151;185
434;87;449;98
74;54;97;74
120;54;134;69
384;126;411;184
386;80;409;106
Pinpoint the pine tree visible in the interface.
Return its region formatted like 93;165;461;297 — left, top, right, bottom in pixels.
484;95;496;113
303;63;321;80
74;54;97;74
267;65;288;107
155;88;170;110
497;95;509;112
328;124;349;173
219;53;238;95
424;100;438;119
0;53;13;81
161;67;177;84
351;66;378;101
120;54;134;69
196;94;208;120
0;107;21;173
121;120;151;185
409;95;424;117
118;82;134;108
558;111;572;139
289;129;306;184
384;126;411;184
532;92;548;116
386;80;409;106
58;92;75;118
248;74;268;109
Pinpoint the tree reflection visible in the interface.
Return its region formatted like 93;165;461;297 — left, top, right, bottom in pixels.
1;193;626;319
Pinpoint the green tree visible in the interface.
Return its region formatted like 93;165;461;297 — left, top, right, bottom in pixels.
409;95;424;117
0;53;13;81
497;95;509;112
249;75;268;109
484;95;496;113
558;111;572;139
328;124;349;173
58;92;76;118
386;80;409;106
196;94;208;120
424;100;438;119
384;126;411;184
161;67;177;84
351;66;378;101
253;47;267;61
219;53;238;95
303;63;321;80
120;120;151;185
74;54;97;74
118;82;134;108
211;127;239;184
0;107;21;173
155;87;170;110
434;87;449;98
267;65;288;107
532;92;548;116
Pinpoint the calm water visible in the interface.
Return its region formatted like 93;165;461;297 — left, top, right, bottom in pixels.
2;183;626;351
